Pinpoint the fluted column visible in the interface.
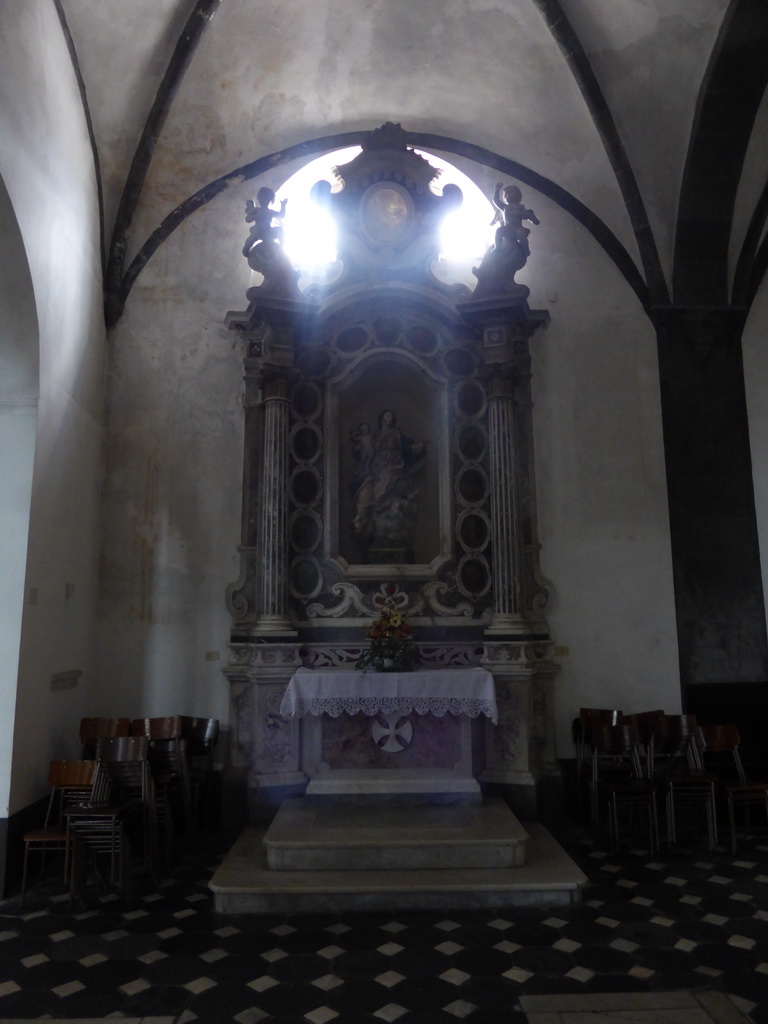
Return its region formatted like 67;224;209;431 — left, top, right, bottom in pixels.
254;368;296;635
486;369;527;635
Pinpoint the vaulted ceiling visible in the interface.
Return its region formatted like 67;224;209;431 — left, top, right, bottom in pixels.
57;0;768;323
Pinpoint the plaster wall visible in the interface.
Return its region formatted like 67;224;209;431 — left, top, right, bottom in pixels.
95;194;250;738
529;200;680;755
0;1;107;813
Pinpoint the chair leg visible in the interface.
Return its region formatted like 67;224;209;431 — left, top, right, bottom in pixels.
649;794;659;854
727;793;737;854
20;845;31;907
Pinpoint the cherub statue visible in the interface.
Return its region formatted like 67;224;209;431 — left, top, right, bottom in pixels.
490;182;540;254
242;186;288;258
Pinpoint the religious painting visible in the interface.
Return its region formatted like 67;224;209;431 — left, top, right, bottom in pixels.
333;358;443;569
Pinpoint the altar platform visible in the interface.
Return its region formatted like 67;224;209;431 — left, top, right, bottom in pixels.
209;797;587;914
210;666;584;912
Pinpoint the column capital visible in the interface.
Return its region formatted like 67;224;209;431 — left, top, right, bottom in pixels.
257;365;296;402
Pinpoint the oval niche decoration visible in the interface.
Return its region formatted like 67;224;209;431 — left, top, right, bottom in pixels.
289;555;323;599
456;465;488;506
289;466;322;507
289;423;321;463
297;348;332;379
335;325;369;353
458;555;491;598
443;346;478;378
458;510;490;552
455;379;486;418
292;381;322;419
456;422;487;462
289;511;322;553
406;324;439;355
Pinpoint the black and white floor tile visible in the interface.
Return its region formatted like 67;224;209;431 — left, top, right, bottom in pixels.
0;821;766;1023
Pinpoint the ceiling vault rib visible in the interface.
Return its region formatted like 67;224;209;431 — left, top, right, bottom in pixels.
54;0;105;276
108;130;648;326
674;0;768;307
529;0;668;306
104;0;223;327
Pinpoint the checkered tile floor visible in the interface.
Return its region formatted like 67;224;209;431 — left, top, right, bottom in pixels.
0;822;766;1023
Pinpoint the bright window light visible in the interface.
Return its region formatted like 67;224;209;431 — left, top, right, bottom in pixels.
275;147;495;273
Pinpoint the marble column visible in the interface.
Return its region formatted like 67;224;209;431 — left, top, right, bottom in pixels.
254;368;295;635
486;368;527;635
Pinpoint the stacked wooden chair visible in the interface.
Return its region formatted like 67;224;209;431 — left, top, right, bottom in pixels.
21;759;96;905
697;724;768;853
65;736;155;901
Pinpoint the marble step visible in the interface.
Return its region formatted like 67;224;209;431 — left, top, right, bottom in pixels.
209;820;588;914
263;796;528;871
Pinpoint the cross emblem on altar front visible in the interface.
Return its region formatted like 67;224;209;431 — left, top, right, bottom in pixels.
371;712;414;753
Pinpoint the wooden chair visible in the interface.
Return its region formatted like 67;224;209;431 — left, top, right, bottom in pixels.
130;716;191;869
698;724;768;853
625;709;664;778
21;760;96;905
66;736;155;900
180;716;220;828
79;717;131;758
590;722;661;852
653;714;717;849
575;708;624;819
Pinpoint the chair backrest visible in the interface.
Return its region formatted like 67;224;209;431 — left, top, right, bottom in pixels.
579;708;623;752
180;717;220;761
697;724;745;782
45;759;97;828
80;717;131;757
589;722;644;779
96;735;149;761
131;715;183;740
654;713;699;762
80;717;131;741
626;710;663;745
49;759;97;788
580;708;623;729
624;710;664;777
93;736;151;805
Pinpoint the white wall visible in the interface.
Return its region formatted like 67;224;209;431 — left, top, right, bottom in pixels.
528;202;681;756
94;196;248;735
0;1;107;812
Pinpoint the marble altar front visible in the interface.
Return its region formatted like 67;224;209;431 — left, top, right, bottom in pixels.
279;666;496;797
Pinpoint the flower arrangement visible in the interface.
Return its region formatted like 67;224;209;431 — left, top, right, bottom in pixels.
356;592;421;673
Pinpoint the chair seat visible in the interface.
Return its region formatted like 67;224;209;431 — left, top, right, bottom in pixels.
23;827;68;843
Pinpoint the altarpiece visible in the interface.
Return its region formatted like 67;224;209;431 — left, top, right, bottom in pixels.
223;124;558;818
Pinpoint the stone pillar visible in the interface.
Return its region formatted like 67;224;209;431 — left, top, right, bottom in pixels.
479;641;559;819
652;306;768;686
224;643;305;819
254;368;295;635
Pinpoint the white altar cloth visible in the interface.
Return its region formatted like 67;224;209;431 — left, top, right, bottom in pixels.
279;667;498;724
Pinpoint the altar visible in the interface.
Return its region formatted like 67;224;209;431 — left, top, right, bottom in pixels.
211;126;581;912
280;667;497;798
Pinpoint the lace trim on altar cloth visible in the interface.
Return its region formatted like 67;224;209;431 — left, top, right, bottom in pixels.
279;694;497;723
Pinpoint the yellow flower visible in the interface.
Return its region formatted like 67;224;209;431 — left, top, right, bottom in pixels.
389;611;402;627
